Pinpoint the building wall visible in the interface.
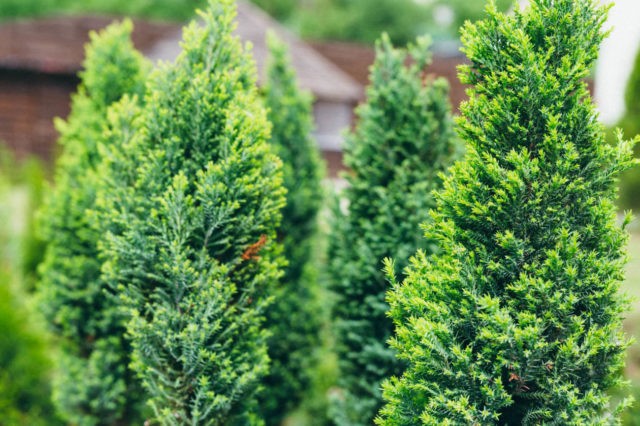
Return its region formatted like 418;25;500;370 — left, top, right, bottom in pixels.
313;99;354;152
0;70;76;161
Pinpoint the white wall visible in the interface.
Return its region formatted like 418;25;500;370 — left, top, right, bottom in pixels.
312;100;354;151
595;0;640;125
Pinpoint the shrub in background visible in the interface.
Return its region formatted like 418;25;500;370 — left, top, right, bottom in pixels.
258;34;325;424
327;34;458;426
20;156;47;292
37;20;149;424
378;0;635;424
0;157;61;425
615;46;640;209
97;1;286;423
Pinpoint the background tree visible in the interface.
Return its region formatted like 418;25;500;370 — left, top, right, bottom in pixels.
258;34;325;424
37;20;149;425
96;1;286;423
0;153;61;426
328;34;458;426
378;1;636;424
614;46;640;209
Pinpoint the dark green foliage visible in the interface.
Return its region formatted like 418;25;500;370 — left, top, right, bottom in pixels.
259;34;324;424
616;47;640;209
37;20;149;425
97;1;286;424
328;34;458;426
378;1;636;424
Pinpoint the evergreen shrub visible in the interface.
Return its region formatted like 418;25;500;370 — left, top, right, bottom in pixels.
97;1;286;424
328;34;458;426
378;1;637;424
37;20;149;425
259;33;325;424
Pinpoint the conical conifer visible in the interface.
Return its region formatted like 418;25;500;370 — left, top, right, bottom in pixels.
259;34;325;424
96;1;286;424
328;34;458;426
37;20;148;425
378;1;636;424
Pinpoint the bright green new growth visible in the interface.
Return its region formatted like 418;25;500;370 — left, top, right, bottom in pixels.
97;1;285;424
37;20;148;425
259;34;324;424
328;34;458;426
378;1;636;424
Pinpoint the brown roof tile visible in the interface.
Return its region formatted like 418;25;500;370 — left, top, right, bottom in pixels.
0;15;180;74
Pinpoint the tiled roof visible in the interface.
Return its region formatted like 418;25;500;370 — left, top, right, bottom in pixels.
0;15;178;74
310;40;470;111
0;2;363;103
147;1;363;103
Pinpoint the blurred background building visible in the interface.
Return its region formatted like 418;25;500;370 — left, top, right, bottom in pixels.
0;0;638;173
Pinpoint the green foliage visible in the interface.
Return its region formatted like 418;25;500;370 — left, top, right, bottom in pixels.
0;0;205;21
0;273;61;425
0;156;61;426
96;1;286;424
251;0;298;21
298;0;429;45
37;20;149;425
424;0;512;39
616;47;640;209
328;34;458;426
20;157;47;292
258;34;325;424
378;1;636;424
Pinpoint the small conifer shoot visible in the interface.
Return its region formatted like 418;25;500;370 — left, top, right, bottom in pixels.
378;0;637;424
37;21;148;425
259;34;325;424
328;34;458;426
97;1;286;424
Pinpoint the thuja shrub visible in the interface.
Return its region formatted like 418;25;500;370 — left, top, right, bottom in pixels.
378;1;636;424
97;1;285;424
258;34;325;424
37;20;148;425
328;34;458;426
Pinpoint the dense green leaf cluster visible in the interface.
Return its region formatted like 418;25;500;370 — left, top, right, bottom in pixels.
96;1;286;424
378;1;636;424
37;20;149;425
258;34;324;424
328;34;458;426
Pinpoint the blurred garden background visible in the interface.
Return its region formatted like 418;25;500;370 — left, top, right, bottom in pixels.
3;0;640;424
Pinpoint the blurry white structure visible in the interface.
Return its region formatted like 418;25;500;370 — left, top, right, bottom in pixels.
595;0;640;125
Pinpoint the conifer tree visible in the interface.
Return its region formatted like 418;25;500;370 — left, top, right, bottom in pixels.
328;34;458;426
97;1;286;424
259;34;325;424
37;20;149;425
378;1;636;424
